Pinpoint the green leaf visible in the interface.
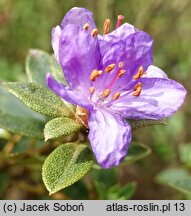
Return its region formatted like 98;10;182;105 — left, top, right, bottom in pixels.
122;142;151;165
0;112;45;139
26;49;50;86
179;143;191;166
2;82;73;118
44;117;82;141
25;49;75;113
42;143;93;194
155;168;191;194
127;118;167;130
26;49;65;86
0;85;46;139
107;182;137;200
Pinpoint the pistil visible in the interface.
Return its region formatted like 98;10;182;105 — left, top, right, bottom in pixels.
115;15;125;29
106;62;125;89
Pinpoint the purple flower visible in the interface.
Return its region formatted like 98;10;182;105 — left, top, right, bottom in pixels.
46;7;186;169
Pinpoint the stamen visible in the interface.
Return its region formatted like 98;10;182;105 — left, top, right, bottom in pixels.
118;69;126;78
133;66;144;80
113;92;120;100
106;63;125;89
91;28;98;37
90;86;95;94
118;61;125;68
97;70;103;75
115;15;125;29
102;89;110;98
132;82;142;96
90;70;101;81
103;19;111;34
105;64;116;73
83;23;90;30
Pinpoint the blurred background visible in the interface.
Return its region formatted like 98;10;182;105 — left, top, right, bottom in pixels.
0;0;190;199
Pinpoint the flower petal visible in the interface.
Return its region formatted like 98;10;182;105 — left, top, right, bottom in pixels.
59;24;101;89
111;78;187;119
51;25;61;63
98;25;153;73
98;23;138;42
88;109;131;169
96;29;153;93
61;7;96;31
46;73;93;110
144;65;168;79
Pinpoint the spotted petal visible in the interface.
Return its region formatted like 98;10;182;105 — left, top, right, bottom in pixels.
88;109;131;169
111;78;187;119
61;7;96;31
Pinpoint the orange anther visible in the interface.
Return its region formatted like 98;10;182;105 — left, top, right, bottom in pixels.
90;87;95;94
132;82;142;96
90;70;100;81
97;70;103;75
103;19;111;34
118;70;126;78
83;23;90;30
133;66;144;80
102;89;110;98
91;28;98;37
105;64;116;73
112;92;120;100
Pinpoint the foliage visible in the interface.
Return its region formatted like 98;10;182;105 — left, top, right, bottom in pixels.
0;0;190;199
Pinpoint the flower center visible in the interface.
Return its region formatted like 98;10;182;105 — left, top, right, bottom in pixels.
89;64;144;106
83;15;144;106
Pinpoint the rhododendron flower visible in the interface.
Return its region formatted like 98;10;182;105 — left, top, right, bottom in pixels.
46;7;186;168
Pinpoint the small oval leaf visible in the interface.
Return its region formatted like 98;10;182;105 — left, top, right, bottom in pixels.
42;143;93;194
44;117;82;141
2;82;73;118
